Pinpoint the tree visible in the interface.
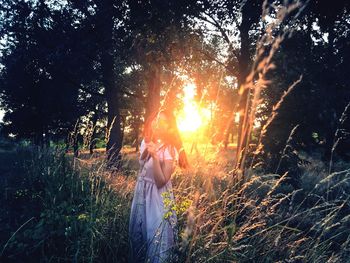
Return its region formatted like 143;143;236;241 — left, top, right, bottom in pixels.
255;0;350;174
128;0;201;120
0;0;92;144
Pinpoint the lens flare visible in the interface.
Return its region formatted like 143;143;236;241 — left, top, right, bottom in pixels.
176;83;211;134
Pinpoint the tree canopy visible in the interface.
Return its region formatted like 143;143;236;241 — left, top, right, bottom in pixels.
0;0;349;169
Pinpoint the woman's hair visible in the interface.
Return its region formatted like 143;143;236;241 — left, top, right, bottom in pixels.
142;108;189;169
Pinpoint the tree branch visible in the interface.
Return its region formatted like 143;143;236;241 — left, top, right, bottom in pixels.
198;12;240;60
196;47;236;75
121;89;146;104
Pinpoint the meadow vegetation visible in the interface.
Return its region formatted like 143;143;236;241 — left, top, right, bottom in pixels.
1;140;349;262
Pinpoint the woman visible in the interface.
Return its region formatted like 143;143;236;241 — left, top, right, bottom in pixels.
129;108;189;263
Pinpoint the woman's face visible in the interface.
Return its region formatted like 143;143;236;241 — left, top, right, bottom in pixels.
151;112;169;141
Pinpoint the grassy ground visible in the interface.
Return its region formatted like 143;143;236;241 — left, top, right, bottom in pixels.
0;146;131;262
1;143;350;262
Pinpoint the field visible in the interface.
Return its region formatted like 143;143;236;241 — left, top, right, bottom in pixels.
1;142;350;262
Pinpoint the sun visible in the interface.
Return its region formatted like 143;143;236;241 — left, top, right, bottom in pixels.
176;82;211;134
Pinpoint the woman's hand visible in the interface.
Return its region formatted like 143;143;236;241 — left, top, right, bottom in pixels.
145;142;157;159
145;142;175;189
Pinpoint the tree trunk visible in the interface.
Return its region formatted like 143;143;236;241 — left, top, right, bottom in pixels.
134;116;141;152
145;65;161;120
72;121;80;157
235;21;251;166
135;127;140;152
323;25;337;161
89;112;98;155
96;0;123;169
103;56;123;168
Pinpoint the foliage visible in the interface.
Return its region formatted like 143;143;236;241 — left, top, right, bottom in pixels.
0;146;130;262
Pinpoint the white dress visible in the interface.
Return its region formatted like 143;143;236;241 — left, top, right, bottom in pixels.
129;139;179;263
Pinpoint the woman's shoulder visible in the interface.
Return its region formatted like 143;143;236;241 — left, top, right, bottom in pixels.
161;145;178;161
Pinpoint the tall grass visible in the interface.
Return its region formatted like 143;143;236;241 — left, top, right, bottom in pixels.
1;142;349;262
234;0;306;176
0;146;131;262
168;147;350;262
